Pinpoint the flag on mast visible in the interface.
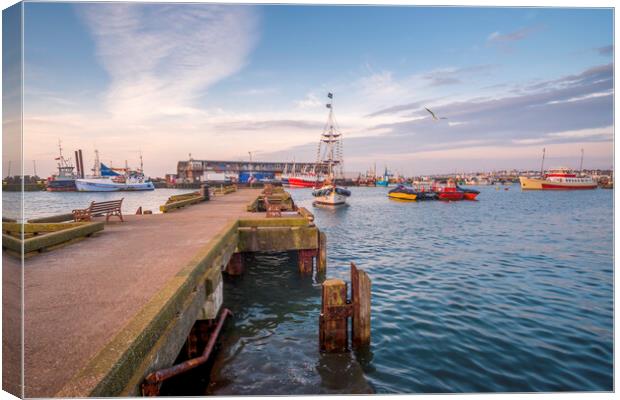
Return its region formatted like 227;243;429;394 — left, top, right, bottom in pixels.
327;92;333;99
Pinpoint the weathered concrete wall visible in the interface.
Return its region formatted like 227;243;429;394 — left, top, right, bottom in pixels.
56;220;239;397
237;226;319;252
55;211;322;397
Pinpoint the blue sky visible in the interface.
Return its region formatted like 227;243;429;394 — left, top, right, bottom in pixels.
17;2;614;177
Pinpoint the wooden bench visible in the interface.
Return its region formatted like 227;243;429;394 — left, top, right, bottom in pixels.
73;199;124;222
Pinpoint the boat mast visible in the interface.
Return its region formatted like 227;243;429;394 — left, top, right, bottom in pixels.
540;148;546;176
317;92;342;183
579;148;584;174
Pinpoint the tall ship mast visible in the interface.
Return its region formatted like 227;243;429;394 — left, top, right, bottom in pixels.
312;92;351;206
316;92;344;182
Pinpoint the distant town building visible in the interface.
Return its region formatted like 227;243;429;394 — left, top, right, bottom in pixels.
176;159;328;183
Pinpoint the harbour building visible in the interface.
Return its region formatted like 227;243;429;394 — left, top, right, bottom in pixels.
176;158;327;183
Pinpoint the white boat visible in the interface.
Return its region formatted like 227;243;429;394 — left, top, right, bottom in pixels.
75;150;155;192
312;92;351;207
519;149;597;190
75;177;155;192
313;184;351;206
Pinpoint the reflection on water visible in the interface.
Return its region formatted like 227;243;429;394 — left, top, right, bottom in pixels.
10;189;196;220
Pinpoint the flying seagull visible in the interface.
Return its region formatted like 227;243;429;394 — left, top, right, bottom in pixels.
425;107;447;121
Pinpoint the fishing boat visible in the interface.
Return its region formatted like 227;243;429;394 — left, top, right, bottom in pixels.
46;141;77;192
519;149;597;190
289;173;323;188
433;179;465;201
388;185;417;201
282;163;324;188
312;93;351;206
75;151;155;192
375;167;391;187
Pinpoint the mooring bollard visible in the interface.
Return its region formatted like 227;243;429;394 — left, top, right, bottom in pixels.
319;263;371;352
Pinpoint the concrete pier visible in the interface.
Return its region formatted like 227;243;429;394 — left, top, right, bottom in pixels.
17;189;324;397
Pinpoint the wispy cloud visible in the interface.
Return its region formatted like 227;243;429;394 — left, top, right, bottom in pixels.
422;64;497;87
295;93;324;109
596;45;613;56
487;25;542;52
77;3;259;121
487;25;541;43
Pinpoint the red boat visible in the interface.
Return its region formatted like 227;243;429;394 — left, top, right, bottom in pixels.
457;185;480;200
437;187;465;201
433;179;465;201
285;173;324;188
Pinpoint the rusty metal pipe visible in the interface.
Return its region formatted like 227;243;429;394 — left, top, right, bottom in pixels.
142;308;232;395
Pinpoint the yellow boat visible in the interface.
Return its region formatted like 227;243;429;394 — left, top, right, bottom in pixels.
387;191;417;201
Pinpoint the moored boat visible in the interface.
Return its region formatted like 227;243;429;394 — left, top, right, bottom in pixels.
388;185;417;201
520;149;597;190
288;174;323;188
312;92;351;207
433;179;465;201
46;141;77;192
457;185;480;200
75;150;155;192
519;168;597;190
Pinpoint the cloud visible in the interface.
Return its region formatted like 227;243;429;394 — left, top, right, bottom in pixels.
422;64;497;87
213;119;325;132
295;93;324;109
366;100;427;117
357;70;407;98
487;25;541;43
266;63;613;173
77;3;259;121
597;45;613;56
369;63;612;146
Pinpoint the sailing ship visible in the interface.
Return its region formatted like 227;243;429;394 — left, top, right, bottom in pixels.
75;150;155;192
46;141;77;192
519;149;597;190
312;93;351;206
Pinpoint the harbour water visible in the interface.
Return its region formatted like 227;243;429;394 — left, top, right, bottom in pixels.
205;185;613;393
4;189;193;220
12;185;614;393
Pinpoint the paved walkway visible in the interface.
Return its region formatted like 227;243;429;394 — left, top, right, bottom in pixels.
22;189;261;397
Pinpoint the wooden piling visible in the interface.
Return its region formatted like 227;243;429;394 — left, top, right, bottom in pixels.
298;249;315;274
351;263;371;348
317;231;327;273
319;279;349;352
225;253;244;275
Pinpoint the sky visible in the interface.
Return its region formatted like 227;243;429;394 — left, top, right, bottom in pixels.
12;1;614;177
